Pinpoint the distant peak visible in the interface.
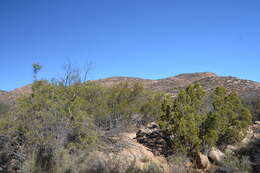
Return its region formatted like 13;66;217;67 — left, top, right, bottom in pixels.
175;72;217;78
9;84;32;95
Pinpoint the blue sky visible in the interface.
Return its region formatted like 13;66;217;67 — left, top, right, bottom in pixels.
0;0;260;91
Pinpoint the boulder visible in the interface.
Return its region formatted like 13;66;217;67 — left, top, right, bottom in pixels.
148;122;159;129
136;129;152;137
82;133;170;173
241;127;254;145
225;145;238;154
135;123;171;156
255;121;260;125
196;152;210;170
208;147;225;164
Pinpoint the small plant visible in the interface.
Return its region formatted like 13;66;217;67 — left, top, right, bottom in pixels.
0;103;10;114
168;154;189;173
125;162;165;173
216;152;252;173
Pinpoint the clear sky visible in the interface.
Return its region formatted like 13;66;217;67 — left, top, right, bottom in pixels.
0;0;260;91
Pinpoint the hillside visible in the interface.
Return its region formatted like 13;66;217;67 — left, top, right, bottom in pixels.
0;85;32;105
94;72;260;97
1;72;260;105
94;72;217;93
196;76;260;97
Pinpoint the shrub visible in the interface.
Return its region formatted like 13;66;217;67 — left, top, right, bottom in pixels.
22;147;76;173
94;82;164;130
159;85;252;154
215;152;252;173
0;81;100;172
0;103;10;115
204;87;252;146
12;81;99;149
159;84;207;153
167;154;189;173
243;96;260;121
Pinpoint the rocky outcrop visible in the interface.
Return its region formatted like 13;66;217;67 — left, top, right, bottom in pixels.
94;73;260;97
134;123;173;156
91;132;170;172
208;147;225;164
174;72;217;82
196;76;260;98
196;152;210;170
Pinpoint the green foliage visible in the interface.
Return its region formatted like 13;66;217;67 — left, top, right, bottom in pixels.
159;85;252;153
1;63;164;172
0;78;164;172
32;63;42;80
95;82;164;129
0;103;10;114
159;84;206;153
204;86;252;146
243;97;260;121
1;80;100;156
216;152;252;173
22;147;77;173
140;91;164;123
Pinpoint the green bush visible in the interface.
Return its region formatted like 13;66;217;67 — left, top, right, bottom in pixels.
243;96;260;121
94;82;164;130
12;80;99;149
159;85;252;153
159;84;207;153
204;86;252;146
215;152;252;173
0;103;10;115
0;81;100;172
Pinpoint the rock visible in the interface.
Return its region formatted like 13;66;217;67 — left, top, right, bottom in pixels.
225;145;238;154
136;131;146;138
136;129;151;137
196;152;210;170
137;137;148;144
255;121;260;125
208;147;225;164
135;123;172;156
241;137;251;145
241;127;254;145
148;122;159;129
84;132;170;173
149;132;160;138
254;133;260;139
156;139;166;145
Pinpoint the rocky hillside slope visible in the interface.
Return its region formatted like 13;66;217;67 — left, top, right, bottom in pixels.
0;85;32;105
94;72;260;97
1;72;260;105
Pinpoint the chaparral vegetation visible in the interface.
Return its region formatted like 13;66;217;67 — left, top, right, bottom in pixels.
0;64;257;173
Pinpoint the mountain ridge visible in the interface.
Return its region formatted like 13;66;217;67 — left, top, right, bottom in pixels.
1;72;260;105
